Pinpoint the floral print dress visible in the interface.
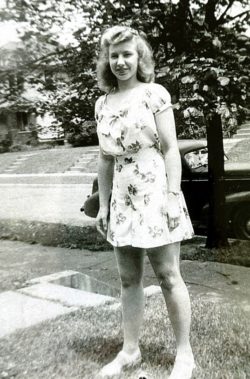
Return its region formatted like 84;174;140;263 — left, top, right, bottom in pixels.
95;82;194;248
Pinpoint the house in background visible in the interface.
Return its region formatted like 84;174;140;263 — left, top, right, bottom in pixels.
0;41;65;150
0;42;39;147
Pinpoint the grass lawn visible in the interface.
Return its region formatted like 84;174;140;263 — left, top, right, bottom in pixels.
0;293;249;379
227;139;250;162
16;147;88;174
0;147;95;174
182;239;250;267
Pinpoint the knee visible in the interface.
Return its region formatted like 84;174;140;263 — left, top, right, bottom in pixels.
156;267;181;292
119;273;142;289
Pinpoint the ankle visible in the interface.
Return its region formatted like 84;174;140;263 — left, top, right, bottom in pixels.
176;345;193;358
122;345;140;356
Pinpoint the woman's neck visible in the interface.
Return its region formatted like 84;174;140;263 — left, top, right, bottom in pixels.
117;78;141;92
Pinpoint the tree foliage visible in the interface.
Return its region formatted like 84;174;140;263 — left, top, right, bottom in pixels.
1;0;249;143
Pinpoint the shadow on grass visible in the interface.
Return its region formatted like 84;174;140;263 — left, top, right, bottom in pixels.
0;288;249;378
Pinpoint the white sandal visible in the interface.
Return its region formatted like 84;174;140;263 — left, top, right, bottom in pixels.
168;356;196;379
97;349;142;378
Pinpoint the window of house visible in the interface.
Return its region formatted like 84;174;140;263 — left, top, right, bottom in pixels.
16;112;28;131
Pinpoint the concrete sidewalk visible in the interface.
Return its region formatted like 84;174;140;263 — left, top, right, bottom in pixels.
0;239;249;340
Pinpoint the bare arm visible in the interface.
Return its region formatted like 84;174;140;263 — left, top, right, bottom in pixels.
155;107;181;192
96;148;114;237
155;107;181;230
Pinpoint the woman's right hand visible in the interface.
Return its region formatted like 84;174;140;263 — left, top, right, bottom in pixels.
96;207;109;238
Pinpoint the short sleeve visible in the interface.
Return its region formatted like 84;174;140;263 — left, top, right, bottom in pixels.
146;83;172;115
95;96;104;122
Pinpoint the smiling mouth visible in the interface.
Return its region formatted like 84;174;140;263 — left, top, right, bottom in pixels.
116;69;128;75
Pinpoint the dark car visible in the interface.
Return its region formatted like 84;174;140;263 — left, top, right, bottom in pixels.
179;139;250;240
83;140;250;240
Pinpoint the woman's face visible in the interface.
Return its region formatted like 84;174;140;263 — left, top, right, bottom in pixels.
108;39;139;83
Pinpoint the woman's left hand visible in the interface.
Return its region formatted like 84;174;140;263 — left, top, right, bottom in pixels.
167;193;181;231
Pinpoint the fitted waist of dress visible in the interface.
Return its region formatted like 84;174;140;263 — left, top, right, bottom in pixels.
113;146;167;190
115;146;163;164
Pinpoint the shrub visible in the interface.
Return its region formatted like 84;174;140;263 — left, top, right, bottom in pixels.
66;120;98;147
9;144;24;152
0;134;12;153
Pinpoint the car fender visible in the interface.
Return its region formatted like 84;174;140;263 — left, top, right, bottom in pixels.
224;191;250;203
201;191;250;220
224;192;250;223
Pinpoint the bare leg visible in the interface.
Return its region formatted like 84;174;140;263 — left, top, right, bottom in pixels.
115;246;145;354
147;242;194;379
98;246;145;378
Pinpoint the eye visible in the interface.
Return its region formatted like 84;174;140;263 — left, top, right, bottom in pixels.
123;51;134;56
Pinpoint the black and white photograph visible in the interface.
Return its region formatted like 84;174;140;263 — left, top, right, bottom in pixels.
0;1;249;378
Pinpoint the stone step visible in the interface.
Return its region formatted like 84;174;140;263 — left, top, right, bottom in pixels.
6;159;27;167
83;153;98;156
74;166;88;170
76;162;94;167
78;157;97;161
239;123;250;128
69;167;85;172
66;154;98;173
237;128;250;133
19;283;115;309
77;158;92;163
0;291;75;338
3;169;15;173
10;162;24;166
79;154;98;158
233;133;250;138
3;154;35;173
76;156;98;162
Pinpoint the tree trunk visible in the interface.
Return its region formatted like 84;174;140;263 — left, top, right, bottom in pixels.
204;0;218;31
170;0;191;54
205;112;229;248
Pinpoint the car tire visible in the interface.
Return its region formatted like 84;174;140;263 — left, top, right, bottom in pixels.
232;205;250;240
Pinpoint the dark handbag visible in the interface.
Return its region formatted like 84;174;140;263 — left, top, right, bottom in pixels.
80;177;99;218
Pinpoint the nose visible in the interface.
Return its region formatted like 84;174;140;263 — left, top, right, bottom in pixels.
117;54;125;66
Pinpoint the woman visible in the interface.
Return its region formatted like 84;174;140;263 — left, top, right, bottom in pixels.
95;26;195;379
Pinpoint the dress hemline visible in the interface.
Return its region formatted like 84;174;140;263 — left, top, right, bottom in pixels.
107;234;194;249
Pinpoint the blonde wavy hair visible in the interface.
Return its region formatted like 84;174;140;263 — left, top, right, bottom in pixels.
97;26;155;93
